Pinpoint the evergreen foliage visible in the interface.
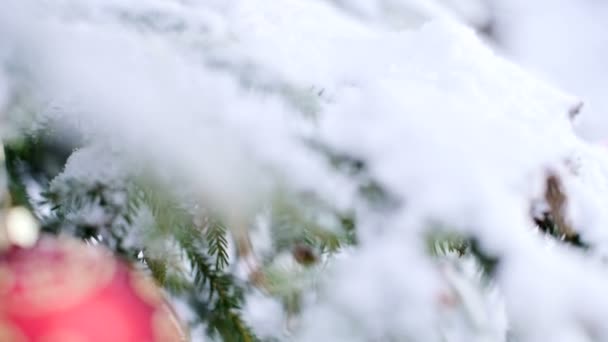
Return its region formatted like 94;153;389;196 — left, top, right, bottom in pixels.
2;3;604;340
2;129;583;341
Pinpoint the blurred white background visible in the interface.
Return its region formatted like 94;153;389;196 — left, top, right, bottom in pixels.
490;0;608;141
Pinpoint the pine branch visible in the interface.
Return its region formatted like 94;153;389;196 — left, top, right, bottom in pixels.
468;238;500;277
270;192;355;259
534;213;588;249
2;133;74;208
427;229;499;276
176;225;260;342
3;142;31;208
146;257;168;284
136;185;258;341
205;217;230;271
42;178;141;257
305;140;400;210
44;174;260;340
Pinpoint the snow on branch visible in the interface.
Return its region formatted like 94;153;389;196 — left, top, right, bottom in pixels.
2;0;608;341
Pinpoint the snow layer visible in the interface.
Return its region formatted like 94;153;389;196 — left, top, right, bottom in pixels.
2;0;608;341
326;0;491;30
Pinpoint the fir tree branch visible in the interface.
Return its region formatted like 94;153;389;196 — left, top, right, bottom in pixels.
3;142;31;208
427;229;499;276
534;213;588;249
176;225;260;342
270;192;355;257
205;217;230;271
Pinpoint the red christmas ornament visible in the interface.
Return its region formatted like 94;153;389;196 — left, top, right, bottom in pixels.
0;236;186;342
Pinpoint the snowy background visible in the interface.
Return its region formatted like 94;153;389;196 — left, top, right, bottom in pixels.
490;0;608;142
2;1;608;341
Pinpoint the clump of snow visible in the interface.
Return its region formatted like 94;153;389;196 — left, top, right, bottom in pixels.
51;143;130;189
438;252;508;342
242;291;286;340
49;144;132;230
296;233;444;341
